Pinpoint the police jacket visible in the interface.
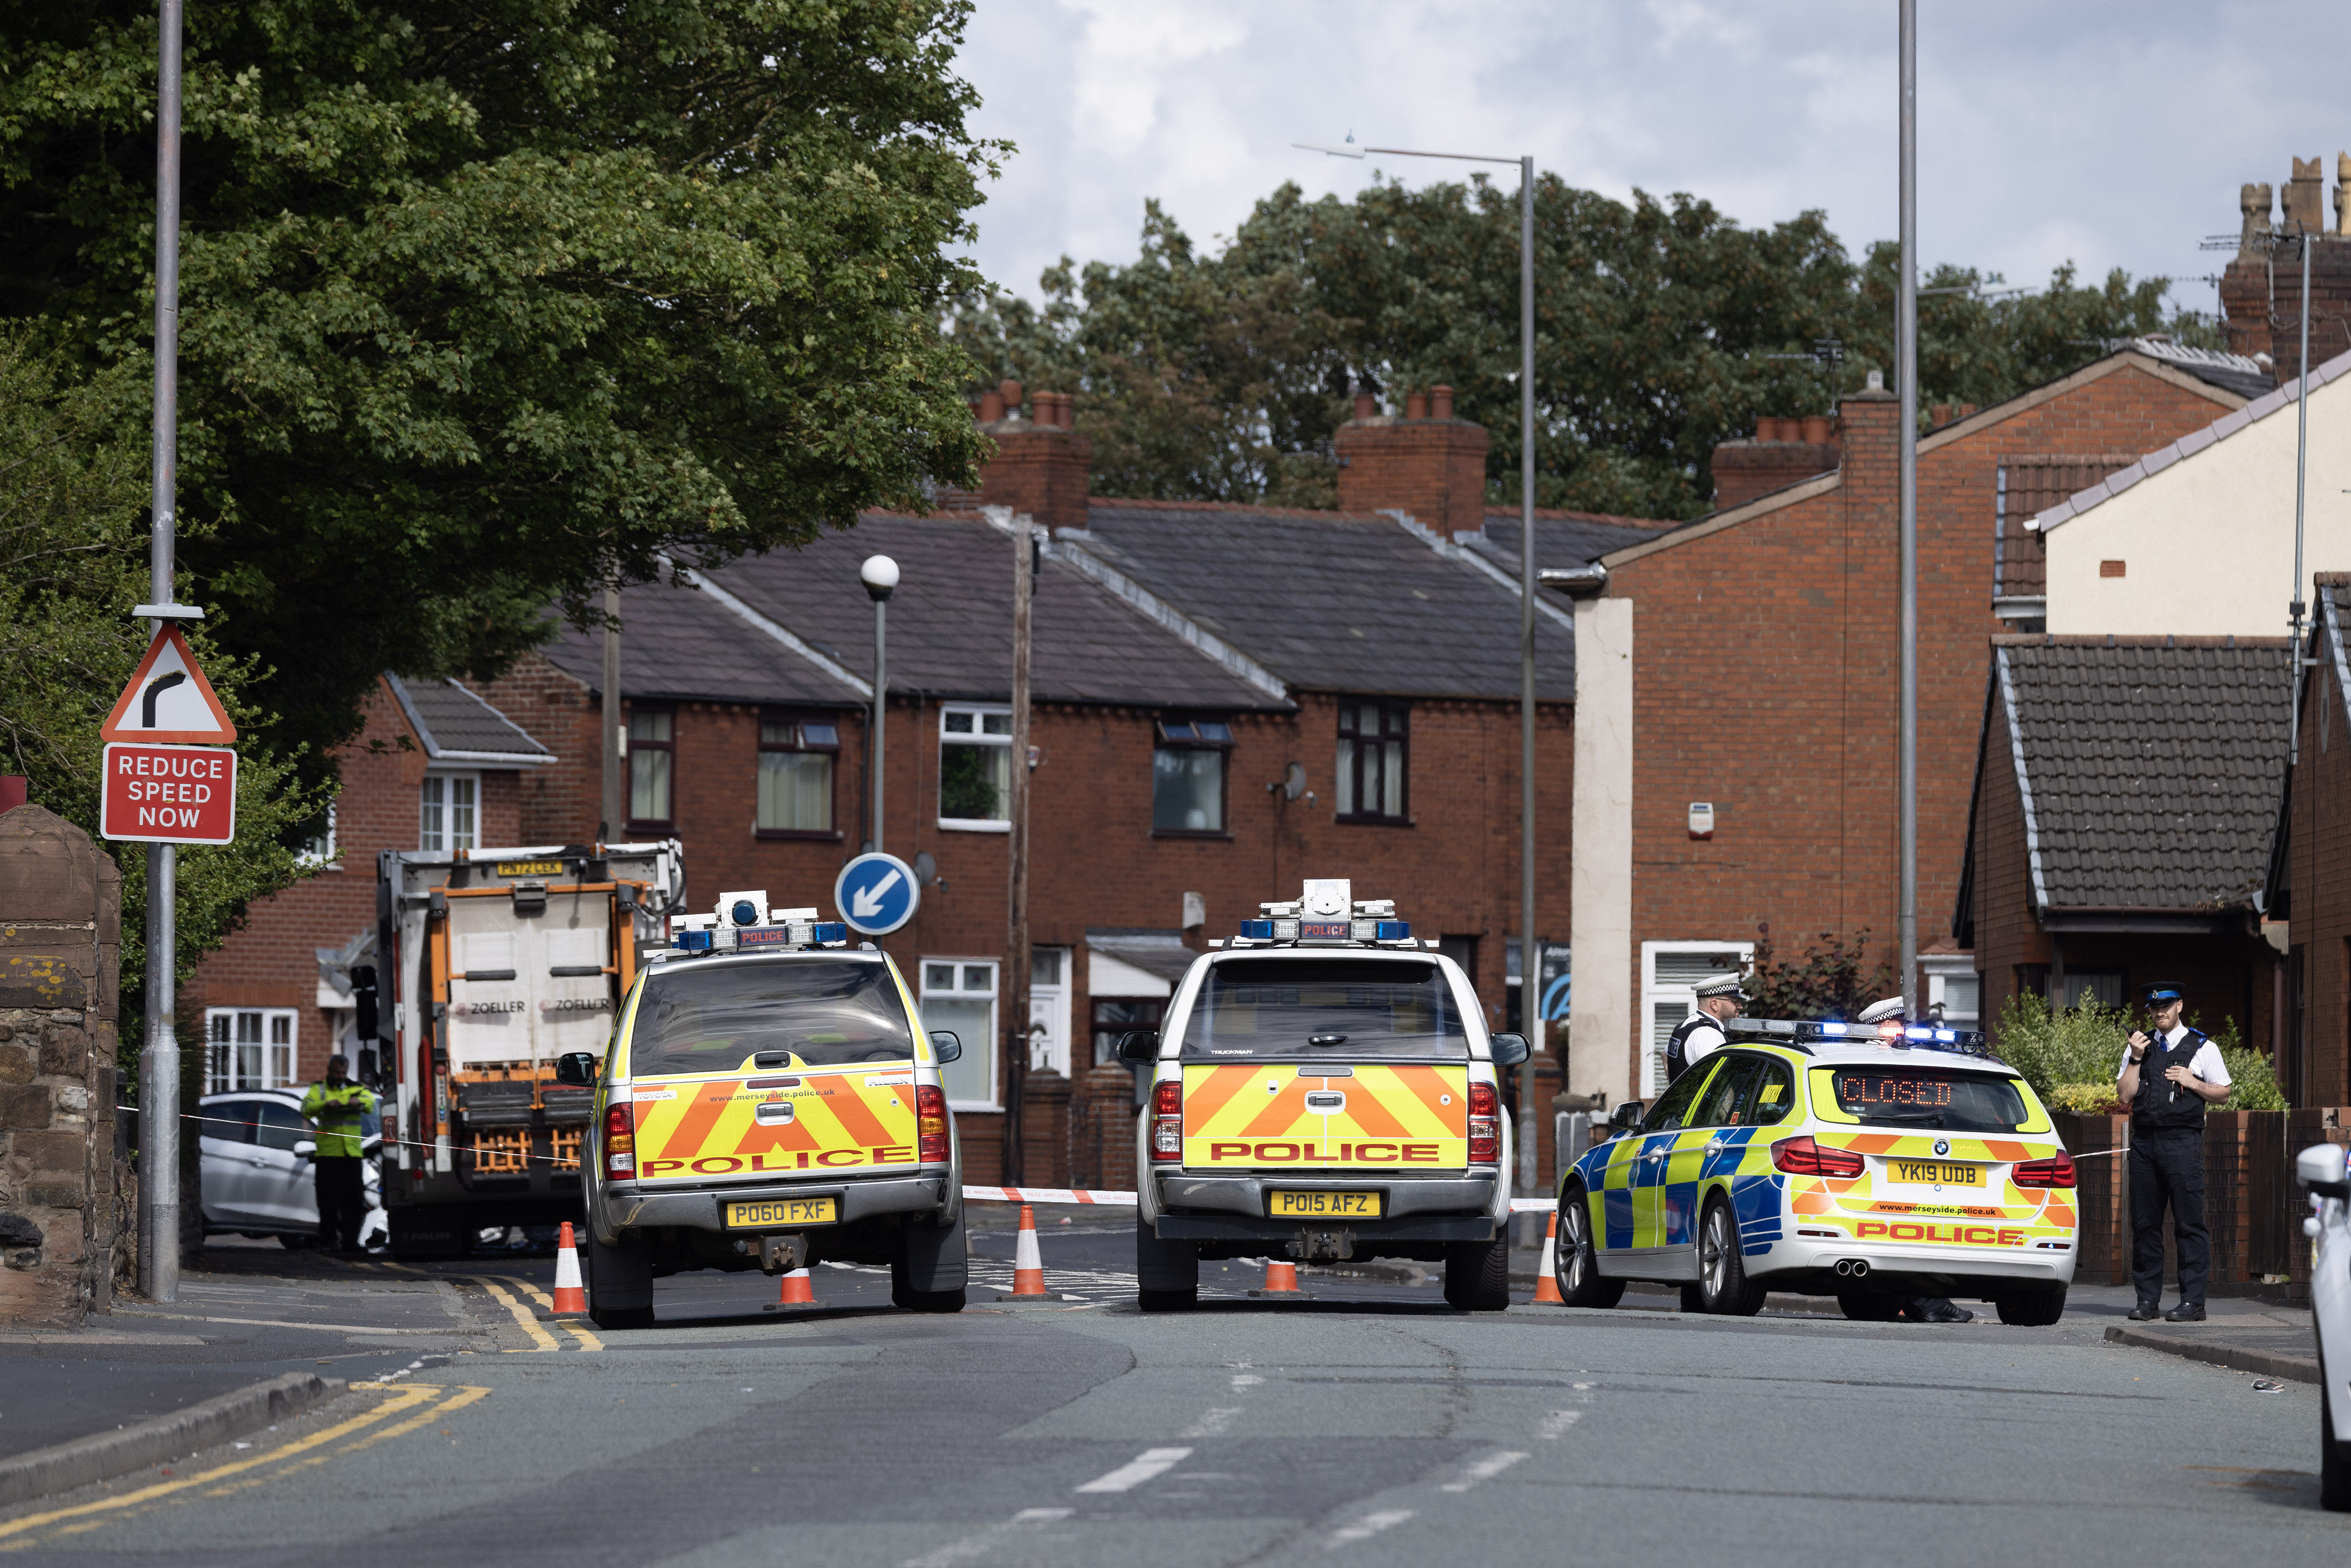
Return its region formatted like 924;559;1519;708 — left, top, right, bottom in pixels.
2129;1029;2212;1134
301;1081;376;1159
1665;1013;1725;1086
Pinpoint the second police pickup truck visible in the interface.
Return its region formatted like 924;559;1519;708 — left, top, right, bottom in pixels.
1124;879;1531;1310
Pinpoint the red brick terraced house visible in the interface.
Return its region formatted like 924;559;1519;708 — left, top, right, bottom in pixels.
2267;577;2351;1105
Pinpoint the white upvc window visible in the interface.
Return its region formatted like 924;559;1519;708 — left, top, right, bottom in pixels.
420;772;479;852
1639;940;1755;1097
206;1007;297;1093
1923;953;1983;1028
938;704;1013;831
919;958;999;1109
295;804;338;868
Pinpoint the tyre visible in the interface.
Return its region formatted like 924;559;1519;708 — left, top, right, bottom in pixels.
2325;1385;2351;1512
1993;1284;2068;1326
278;1232;316;1251
891;1257;966;1313
899;1208;969;1295
387;1208;473;1260
1691;1197;1767;1316
1838;1289;1903;1322
585;1228;656;1330
1444;1233;1511;1311
1136;1216;1199;1299
1137;1288;1198;1312
1555;1187;1626;1309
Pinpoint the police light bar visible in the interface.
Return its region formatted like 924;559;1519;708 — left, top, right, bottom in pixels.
673;919;850;952
1724;1016;1996;1059
1228;880;1415;949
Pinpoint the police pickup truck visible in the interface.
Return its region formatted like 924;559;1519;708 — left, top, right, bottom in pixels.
560;892;966;1328
1123;879;1530;1310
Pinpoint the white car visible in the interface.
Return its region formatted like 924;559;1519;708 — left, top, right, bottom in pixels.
197;1088;387;1251
2300;1142;2351;1508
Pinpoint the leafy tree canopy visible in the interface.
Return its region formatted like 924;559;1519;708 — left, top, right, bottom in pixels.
1;0;1000;754
957;175;2222;520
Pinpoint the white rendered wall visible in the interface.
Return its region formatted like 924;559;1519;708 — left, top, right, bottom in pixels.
1569;595;1635;1107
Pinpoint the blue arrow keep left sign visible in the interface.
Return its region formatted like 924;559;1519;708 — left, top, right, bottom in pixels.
835;852;920;936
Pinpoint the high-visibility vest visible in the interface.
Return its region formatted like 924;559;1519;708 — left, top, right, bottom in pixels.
301;1081;375;1159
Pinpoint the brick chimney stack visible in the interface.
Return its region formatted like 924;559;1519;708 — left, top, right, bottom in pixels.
972;378;1094;530
1710;413;1841;511
2220;155;2351;383
1334;384;1491;536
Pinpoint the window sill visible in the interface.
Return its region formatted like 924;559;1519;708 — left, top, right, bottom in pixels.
754;829;844;842
1151;829;1234;841
938;819;1011;834
1332;815;1415;828
625;821;675;837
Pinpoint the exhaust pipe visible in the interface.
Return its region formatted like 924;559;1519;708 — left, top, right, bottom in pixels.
1833;1259;1871;1279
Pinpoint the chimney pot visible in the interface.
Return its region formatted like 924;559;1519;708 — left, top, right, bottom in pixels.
999;379;1023;418
1431;384;1454;420
977;389;1005;423
1958;403;1977;420
1038;390;1062;429
1800;414;1832;444
1353;390;1377;421
1405;390;1428;421
1756;416;1781;442
1930;403;1952;428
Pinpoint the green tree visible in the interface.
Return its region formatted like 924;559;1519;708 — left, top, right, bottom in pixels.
1;0;998;757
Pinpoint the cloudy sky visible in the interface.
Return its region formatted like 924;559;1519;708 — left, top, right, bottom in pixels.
954;1;2349;316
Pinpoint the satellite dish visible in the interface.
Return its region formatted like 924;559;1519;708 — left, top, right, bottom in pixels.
913;851;939;887
1282;762;1307;801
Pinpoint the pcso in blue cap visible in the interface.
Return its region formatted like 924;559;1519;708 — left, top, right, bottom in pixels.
2118;981;2231;1322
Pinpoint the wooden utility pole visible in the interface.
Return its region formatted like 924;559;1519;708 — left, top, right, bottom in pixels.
1004;513;1035;1182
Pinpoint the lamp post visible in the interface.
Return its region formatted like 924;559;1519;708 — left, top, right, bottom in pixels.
1301;136;1541;1220
1896;1;1920;1015
861;555;898;852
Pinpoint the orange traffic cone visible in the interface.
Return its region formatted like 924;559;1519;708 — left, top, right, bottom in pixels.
1531;1211;1565;1305
1249;1256;1307;1298
763;1266;823;1311
550;1223;587;1315
998;1205;1053;1300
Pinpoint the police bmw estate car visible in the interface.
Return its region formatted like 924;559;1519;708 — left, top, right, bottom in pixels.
1551;1020;2078;1324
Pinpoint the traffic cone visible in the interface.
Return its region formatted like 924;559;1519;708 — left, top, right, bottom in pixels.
1531;1211;1565;1305
997;1205;1053;1300
550;1223;587;1315
1249;1257;1308;1298
763;1266;823;1311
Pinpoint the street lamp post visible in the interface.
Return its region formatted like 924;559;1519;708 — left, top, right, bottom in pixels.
1301;137;1541;1222
861;555;899;852
1896;2;1920;1015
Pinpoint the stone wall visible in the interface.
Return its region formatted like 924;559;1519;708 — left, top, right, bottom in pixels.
0;805;123;1326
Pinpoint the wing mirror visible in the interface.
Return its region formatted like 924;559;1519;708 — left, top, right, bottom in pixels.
1490;1032;1531;1068
930;1030;961;1064
1116;1030;1159;1065
2298;1142;2350;1199
1607;1101;1646;1135
292;1139;316;1158
554;1051;599;1086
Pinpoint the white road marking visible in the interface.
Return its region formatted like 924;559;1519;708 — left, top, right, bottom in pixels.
901;1509;1073;1567
1075;1446;1194;1493
1231;1373;1264;1388
1182;1407;1244;1437
1440;1450;1528;1492
1538;1410;1583;1440
1327;1509;1415;1547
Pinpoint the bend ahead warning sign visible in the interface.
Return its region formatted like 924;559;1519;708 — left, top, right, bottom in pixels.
99;626;237;745
100;744;237;845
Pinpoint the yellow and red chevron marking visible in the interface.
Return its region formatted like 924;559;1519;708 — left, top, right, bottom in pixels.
632;1069;918;1182
1179;1062;1468;1168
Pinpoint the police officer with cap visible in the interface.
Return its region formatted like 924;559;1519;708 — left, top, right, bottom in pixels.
2118;981;2230;1321
1666;974;1746;1085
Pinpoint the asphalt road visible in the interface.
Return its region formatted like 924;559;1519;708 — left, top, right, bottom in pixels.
5;1211;2340;1566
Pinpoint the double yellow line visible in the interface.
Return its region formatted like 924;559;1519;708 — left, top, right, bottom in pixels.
474;1276;602;1352
0;1383;488;1550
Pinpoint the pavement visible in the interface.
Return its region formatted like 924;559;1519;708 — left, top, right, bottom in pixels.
0;1205;2338;1565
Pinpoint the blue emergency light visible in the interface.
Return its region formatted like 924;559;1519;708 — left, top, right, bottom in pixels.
1374;920;1411;941
677;929;715;952
1240;919;1276;940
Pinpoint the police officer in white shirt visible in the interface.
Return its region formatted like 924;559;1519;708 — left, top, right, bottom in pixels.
2116;980;2232;1322
1665;975;1745;1085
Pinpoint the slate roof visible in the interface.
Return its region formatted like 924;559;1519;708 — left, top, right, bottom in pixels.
538;576;869;708
1063;502;1576;701
1460;510;1669;579
2124;336;2276;401
706;513;1287;710
1992;637;2290;911
2033;345;2351;534
1086;929;1198;987
384;675;553;764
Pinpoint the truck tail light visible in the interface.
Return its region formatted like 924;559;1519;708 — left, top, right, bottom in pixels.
2012;1151;2077;1189
917;1085;949;1164
1771;1134;1864;1179
604;1100;636;1179
1151;1079;1182;1164
1468;1080;1500;1164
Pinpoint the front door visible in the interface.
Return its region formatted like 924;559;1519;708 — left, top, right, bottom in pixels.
199;1099;264;1227
1610;1062;1715;1259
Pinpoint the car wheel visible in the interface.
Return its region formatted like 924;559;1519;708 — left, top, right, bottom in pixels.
1693;1197;1766;1316
1137;1288;1198;1312
1838;1289;1903;1321
1993;1284;2067;1326
585;1227;656;1330
1136;1216;1199;1296
1556;1187;1625;1309
1444;1234;1511;1311
2325;1385;2351;1512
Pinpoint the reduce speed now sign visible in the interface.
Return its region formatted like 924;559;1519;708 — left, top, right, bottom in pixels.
100;743;237;845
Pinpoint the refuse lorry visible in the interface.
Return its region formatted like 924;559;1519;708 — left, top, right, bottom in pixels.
375;840;685;1258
